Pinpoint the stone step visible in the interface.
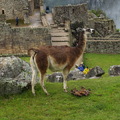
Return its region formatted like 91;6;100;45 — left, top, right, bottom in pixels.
51;29;65;33
52;41;70;46
57;27;65;30
51;37;69;42
51;32;69;37
41;16;49;27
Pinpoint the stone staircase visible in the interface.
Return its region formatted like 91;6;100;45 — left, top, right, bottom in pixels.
108;32;120;39
50;27;70;46
42;13;70;46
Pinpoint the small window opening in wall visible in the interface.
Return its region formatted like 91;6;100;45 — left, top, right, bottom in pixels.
2;10;5;14
72;9;75;13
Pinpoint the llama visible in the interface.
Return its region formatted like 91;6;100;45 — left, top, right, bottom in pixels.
28;28;94;95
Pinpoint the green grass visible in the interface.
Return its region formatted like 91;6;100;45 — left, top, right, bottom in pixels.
0;53;120;120
6;19;30;27
90;9;106;17
84;53;120;77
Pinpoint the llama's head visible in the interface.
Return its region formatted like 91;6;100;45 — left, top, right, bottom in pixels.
76;28;95;35
83;28;95;35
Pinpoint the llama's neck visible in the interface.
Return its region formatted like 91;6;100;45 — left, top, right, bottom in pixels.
77;32;87;51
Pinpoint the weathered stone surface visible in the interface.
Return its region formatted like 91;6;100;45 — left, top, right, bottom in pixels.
0;56;32;95
47;69;85;82
47;72;63;82
86;66;105;78
0;0;34;20
53;4;88;25
86;41;120;54
67;69;85;80
47;66;105;82
109;65;120;76
0;22;51;55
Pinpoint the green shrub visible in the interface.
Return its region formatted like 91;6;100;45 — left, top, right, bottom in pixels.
116;29;120;32
90;9;106;17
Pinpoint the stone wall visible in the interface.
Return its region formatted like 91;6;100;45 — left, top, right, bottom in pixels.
0;14;6;22
52;3;88;25
34;0;40;8
28;0;35;15
0;22;51;55
0;0;33;20
86;40;120;54
88;11;116;37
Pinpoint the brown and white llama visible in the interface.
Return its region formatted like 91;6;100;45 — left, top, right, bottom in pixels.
28;28;94;95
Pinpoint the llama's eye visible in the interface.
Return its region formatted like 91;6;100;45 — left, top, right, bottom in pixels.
86;28;90;32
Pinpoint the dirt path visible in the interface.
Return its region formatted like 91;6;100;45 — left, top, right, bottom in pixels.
29;9;42;28
45;13;54;25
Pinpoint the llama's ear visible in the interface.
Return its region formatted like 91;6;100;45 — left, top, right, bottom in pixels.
86;28;91;32
76;27;82;32
71;30;76;33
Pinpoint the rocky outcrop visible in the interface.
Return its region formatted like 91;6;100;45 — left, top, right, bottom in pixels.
47;72;63;82
86;66;105;78
47;66;104;82
47;69;85;82
67;69;86;80
0;56;32;95
109;65;120;76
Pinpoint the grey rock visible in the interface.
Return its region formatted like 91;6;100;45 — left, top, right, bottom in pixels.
86;66;105;78
47;72;63;82
0;56;32;95
109;65;120;76
47;66;105;83
47;69;85;82
67;69;85;80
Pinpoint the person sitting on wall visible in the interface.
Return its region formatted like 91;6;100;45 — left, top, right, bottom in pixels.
83;66;90;74
46;6;50;13
16;17;19;26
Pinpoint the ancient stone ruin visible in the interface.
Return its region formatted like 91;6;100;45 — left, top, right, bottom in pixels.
0;1;120;55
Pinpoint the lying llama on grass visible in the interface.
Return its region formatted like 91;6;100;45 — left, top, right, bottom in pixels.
28;28;94;95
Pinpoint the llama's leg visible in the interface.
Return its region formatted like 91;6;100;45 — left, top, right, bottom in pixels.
30;57;38;96
62;69;69;92
31;69;37;95
39;73;49;95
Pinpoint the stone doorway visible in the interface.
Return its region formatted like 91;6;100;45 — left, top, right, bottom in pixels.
2;9;5;14
34;0;40;8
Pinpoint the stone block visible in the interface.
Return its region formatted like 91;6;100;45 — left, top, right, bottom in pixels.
0;56;33;95
86;66;105;78
109;65;120;76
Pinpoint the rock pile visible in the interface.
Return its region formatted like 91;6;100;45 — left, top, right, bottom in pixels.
47;66;105;82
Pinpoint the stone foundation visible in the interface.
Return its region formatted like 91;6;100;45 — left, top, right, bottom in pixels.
53;4;88;25
0;23;51;55
86;40;120;54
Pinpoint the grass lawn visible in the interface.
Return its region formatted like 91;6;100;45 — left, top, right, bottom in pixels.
6;19;29;27
0;53;120;120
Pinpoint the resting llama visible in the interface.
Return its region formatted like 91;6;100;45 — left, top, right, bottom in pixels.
28;28;94;95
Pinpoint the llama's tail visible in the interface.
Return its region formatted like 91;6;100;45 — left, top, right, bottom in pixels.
28;48;39;73
28;48;39;57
